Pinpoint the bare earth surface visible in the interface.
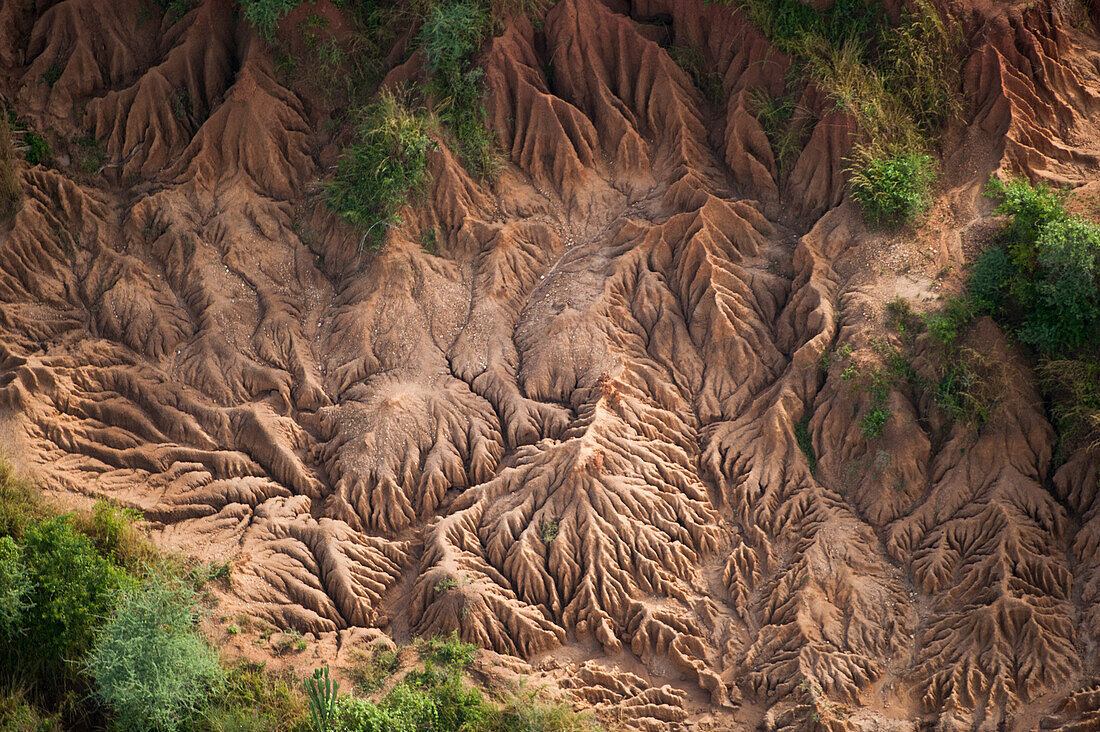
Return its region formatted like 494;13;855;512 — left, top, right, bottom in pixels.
2;0;1100;729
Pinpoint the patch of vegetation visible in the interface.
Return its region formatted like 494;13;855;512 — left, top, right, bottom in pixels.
667;44;724;105
933;347;1001;426
348;646;401;695
849;152;934;227
749;88;806;177
977;176;1100;355
0;116;20;223
326;92;434;250
795;416;816;474
1038;358;1100;454
40;63;62;88
539;518;559;543
240;0;306;41
333;633;598;732
860;406;891;440
87;576;224;731
73;135;106;174
716;0;962;226
420;0;502;179
197;661;311;732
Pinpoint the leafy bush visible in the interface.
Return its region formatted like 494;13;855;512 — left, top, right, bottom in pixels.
420;1;490;81
923;297;974;348
794;416;816;474
326;93;434;249
1016;217;1100;354
860;406;890;440
968;245;1014;314
976;175;1100;356
198;661;310;732
849;152;934;227
0;117;20;223
419;1;501;179
1039;358;1100;453
12;516;131;677
241;0;304;40
87;576;224;731
0;536;29;640
72;500;156;572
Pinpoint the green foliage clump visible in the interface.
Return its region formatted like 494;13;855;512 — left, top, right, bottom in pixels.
12;516;131;677
0;536;30;640
1038;358;1100;454
976;175;1100;356
923;297;974;349
860;406;891;440
197;661;311;732
420;1;501;179
326;93;434;250
240;0;305;41
794;416;816;474
87;577;224;731
0;117;21;223
72;500;157;572
73;135;106;174
332;633;597;732
667;45;724;105
720;0;962;226
849;152;934;226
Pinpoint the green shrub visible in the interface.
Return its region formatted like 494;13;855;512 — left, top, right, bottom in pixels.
860;407;890;440
416;633;477;672
794;416;816;474
419;1;501;179
420;1;490;81
241;0;305;40
87;576;223;731
0;463;50;540
73;135;106;174
0;536;29;640
849;152;935;226
0;117;20;223
923;297;974;348
1038;358;1100;453
22;130;50;165
1016;217;1100;354
12;516;131;677
72;500;156;572
986;175;1068;266
198;662;310;732
326;93;434;249
976;175;1100;357
968;246;1014;314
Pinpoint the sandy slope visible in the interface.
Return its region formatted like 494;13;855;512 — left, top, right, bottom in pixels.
1;0;1099;729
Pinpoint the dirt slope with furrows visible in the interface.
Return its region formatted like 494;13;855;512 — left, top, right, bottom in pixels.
1;0;1099;729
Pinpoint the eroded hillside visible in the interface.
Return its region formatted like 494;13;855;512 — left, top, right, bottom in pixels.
1;0;1099;729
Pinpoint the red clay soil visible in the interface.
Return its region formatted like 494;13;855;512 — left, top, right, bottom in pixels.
1;0;1099;729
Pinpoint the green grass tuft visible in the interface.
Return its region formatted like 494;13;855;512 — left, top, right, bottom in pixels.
326;92;435;250
849;152;934;227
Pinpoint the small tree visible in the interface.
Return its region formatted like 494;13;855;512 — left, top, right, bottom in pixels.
87;576;224;731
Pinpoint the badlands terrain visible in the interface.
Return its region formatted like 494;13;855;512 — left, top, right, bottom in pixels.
1;0;1100;729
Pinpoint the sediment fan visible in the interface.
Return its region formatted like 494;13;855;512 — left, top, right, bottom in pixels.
0;0;1099;729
